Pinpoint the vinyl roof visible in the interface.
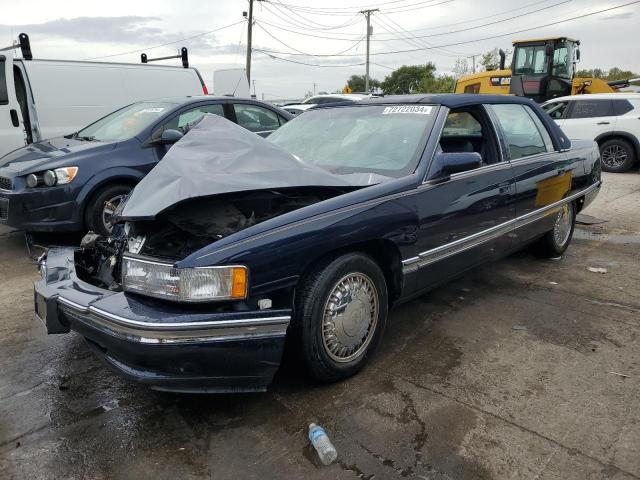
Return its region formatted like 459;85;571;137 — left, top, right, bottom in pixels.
358;93;539;108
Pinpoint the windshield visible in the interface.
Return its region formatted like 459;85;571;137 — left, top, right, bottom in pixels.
513;45;548;76
77;102;175;141
268;104;436;177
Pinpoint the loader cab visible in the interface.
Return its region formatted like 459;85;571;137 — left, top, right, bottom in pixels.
509;38;579;103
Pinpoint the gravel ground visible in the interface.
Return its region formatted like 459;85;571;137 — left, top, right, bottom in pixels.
1;171;639;480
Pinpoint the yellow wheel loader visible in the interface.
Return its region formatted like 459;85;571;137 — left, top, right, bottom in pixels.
454;38;639;102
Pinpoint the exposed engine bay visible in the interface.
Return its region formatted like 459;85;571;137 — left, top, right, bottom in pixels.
74;187;352;291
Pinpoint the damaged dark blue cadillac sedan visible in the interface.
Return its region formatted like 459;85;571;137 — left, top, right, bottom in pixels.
34;95;601;393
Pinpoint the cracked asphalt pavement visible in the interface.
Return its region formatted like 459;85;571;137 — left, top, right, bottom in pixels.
1;172;639;479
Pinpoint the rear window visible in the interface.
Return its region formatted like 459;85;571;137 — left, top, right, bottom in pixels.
568;100;612;119
612;99;634;116
0;57;8;105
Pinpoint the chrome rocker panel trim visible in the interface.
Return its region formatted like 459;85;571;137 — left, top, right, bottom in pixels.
402;182;600;274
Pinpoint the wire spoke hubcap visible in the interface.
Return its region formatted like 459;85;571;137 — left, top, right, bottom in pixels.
322;273;379;363
602;145;627;168
553;203;572;247
102;194;125;232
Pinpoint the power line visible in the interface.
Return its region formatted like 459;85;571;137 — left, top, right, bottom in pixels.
254;48;365;67
85;20;246;60
261;1;640;57
366;0;640;56
375;14;466;57
255;21;365;56
255;0;566;37
380;0;573;40
271;0;424;11
262;0;454;16
256;0;570;46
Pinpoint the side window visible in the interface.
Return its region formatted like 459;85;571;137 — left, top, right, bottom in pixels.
234;104;280;132
612;99;634;116
491;104;547;160
153;103;225;139
542;101;568;120
0;56;8;105
442;112;482;136
525;107;554;151
568;100;612;119
464;83;480;94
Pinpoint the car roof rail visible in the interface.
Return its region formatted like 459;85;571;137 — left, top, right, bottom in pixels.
0;33;33;60
141;47;189;68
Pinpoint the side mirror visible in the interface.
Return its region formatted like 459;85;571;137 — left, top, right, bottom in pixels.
576;48;581;62
429;152;482;180
545;43;554;57
160;129;183;144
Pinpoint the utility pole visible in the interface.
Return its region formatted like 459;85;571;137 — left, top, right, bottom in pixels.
252;79;256;97
360;8;378;92
245;0;255;85
313;82;317;95
469;54;479;74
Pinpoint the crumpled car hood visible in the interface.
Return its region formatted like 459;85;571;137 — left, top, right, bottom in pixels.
120;114;389;220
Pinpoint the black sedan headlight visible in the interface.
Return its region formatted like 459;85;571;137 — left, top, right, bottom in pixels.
26;167;78;188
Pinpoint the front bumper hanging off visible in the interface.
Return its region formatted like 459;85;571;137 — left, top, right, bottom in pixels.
34;248;291;393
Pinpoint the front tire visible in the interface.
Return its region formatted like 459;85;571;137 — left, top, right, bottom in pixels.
85;184;132;236
600;138;635;173
293;253;388;382
532;201;576;258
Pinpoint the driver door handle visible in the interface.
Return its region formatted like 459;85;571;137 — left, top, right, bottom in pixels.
597;121;610;125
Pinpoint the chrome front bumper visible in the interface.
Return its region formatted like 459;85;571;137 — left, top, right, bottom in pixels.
34;248;291;393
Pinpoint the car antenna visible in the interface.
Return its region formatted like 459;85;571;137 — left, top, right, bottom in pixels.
141;47;189;68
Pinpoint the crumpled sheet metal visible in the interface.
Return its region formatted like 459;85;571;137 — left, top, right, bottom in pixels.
120;114;387;220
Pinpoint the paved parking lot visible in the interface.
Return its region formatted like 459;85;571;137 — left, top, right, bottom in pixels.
1;172;639;480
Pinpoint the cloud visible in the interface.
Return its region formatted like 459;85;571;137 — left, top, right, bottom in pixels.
0;16;219;50
600;11;634;21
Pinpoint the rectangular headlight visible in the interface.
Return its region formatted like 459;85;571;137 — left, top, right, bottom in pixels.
121;256;248;302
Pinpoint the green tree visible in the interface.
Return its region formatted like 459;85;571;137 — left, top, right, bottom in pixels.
575;67;638;80
419;74;456;93
381;63;436;94
346;74;380;92
480;49;501;71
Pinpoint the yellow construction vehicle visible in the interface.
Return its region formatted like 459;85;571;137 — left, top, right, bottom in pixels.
454;38;638;102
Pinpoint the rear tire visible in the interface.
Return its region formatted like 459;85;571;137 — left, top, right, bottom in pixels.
85;184;131;236
293;253;388;382
599;138;635;173
531;201;576;258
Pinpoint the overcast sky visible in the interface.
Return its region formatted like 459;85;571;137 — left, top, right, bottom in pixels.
1;0;638;100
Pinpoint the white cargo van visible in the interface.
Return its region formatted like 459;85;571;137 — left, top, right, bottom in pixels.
0;34;208;157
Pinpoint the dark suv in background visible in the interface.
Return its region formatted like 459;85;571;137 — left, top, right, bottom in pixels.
0;97;292;235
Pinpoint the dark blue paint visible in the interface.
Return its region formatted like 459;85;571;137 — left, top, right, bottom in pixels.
34;95;601;392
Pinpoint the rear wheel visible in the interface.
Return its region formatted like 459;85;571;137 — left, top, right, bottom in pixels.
293;253;388;382
600;138;635;173
85;184;131;236
531;201;576;258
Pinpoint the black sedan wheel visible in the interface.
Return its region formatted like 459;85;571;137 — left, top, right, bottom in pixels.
600;138;635;173
86;184;132;236
532;201;576;258
294;253;388;382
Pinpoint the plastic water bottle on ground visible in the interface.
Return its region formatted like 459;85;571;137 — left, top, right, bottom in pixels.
308;423;338;465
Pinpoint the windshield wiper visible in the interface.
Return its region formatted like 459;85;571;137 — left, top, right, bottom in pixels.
78;136;97;141
64;131;78;139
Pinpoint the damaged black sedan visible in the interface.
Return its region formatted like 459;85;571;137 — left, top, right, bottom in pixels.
34;95;601;392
